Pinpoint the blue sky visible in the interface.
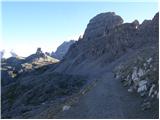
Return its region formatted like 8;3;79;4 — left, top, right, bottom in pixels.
1;1;158;57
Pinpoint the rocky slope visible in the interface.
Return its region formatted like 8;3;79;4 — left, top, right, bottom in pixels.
53;12;158;118
1;12;159;118
114;45;158;110
2;71;86;118
55;12;158;75
51;40;75;60
1;48;59;86
1;47;87;118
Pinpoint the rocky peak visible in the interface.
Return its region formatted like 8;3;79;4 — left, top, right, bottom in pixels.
0;50;5;58
36;48;43;55
51;40;75;60
138;12;159;44
152;12;159;22
45;52;51;56
152;12;159;31
132;20;139;28
10;50;18;58
55;12;158;75
83;12;123;40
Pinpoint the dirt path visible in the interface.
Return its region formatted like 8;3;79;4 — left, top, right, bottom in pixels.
55;71;154;118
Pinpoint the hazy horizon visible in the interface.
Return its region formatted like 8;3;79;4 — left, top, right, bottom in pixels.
1;1;158;58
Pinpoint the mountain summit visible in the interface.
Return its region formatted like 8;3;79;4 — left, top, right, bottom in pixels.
83;12;123;40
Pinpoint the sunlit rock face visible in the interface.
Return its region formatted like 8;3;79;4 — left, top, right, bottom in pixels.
1;48;59;86
25;48;59;63
51;40;75;60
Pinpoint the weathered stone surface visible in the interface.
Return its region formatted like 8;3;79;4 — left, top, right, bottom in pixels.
55;12;159;74
83;12;123;40
51;40;75;60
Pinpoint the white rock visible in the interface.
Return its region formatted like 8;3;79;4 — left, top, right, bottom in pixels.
132;67;139;81
62;105;71;111
42;102;46;105
115;74;120;79
148;84;155;97
147;58;152;63
137;85;147;93
137;80;147;93
126;75;130;80
137;68;145;77
138;80;147;87
143;63;147;67
143;63;147;70
154;90;157;95
128;87;133;92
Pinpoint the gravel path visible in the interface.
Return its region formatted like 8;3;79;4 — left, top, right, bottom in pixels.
55;71;155;118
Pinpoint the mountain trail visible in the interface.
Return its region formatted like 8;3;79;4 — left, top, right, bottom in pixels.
55;71;154;118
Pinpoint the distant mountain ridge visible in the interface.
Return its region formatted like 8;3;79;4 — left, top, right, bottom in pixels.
0;50;19;59
51;40;75;60
1;48;59;86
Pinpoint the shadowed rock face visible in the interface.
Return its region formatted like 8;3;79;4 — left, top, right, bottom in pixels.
55;12;159;74
53;12;159;118
83;12;123;40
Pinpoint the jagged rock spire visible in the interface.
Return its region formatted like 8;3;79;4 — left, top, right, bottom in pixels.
36;48;43;55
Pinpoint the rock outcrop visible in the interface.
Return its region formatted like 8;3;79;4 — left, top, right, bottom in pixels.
25;48;59;63
10;50;18;58
114;45;158;110
83;12;123;40
51;40;75;60
0;50;5;59
55;12;159;75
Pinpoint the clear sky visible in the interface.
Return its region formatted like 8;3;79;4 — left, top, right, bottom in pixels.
1;1;158;58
